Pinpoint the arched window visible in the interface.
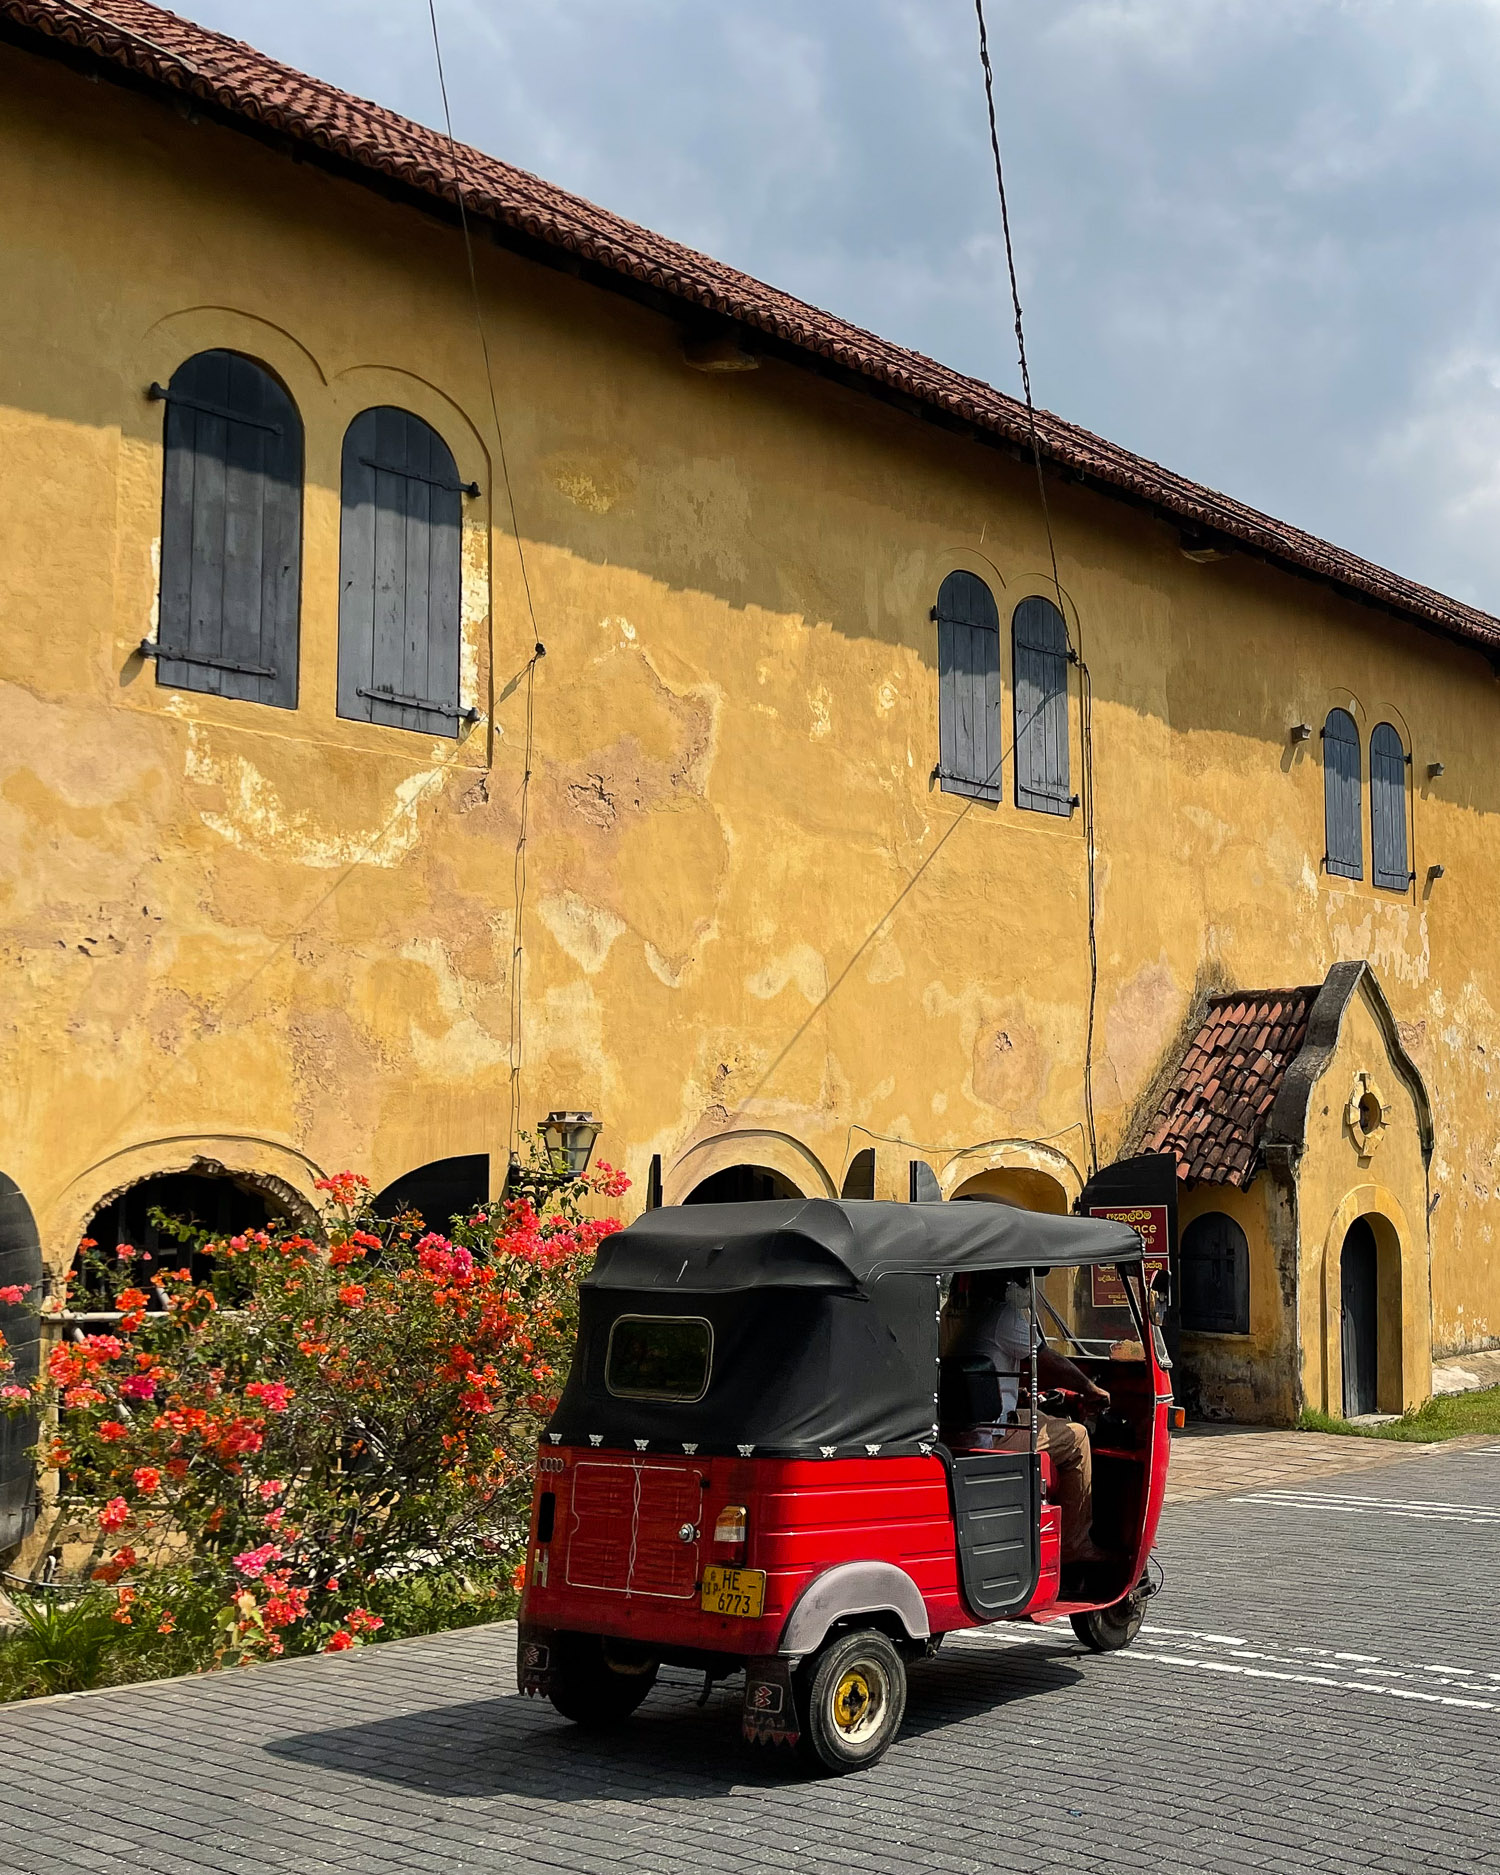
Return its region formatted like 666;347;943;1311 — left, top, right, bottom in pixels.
1370;722;1410;891
934;570;1002;801
1180;1211;1250;1335
153;350;303;708
1012;595;1072;815
1322;708;1363;880
338;407;473;737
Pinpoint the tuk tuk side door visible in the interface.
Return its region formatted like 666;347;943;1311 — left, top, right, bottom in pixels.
947;1449;1041;1619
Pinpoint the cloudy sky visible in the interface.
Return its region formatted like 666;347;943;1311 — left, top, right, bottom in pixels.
188;0;1500;610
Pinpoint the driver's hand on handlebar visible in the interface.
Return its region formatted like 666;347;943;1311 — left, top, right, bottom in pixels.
1084;1380;1111;1409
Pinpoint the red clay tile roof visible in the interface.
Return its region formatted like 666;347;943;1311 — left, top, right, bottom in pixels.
1143;988;1318;1187
7;0;1500;657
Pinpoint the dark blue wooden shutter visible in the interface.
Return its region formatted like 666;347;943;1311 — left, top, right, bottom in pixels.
1180;1212;1249;1335
0;1174;43;1549
1323;708;1363;879
338;407;467;738
1012;596;1072;815
935;571;1001;801
1370;722;1410;891
156;350;302;709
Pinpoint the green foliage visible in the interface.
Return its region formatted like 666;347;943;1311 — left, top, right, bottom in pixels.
1297;1385;1500;1442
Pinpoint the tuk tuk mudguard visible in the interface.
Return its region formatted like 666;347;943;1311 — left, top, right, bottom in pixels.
776;1560;930;1660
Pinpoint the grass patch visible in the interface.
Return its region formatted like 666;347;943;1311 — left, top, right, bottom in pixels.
1298;1384;1500;1442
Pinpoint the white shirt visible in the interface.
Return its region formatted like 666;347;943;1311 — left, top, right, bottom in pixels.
941;1285;1041;1419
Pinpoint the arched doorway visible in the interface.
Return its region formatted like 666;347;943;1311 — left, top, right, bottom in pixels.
75;1169;287;1307
0;1172;43;1550
683;1164;802;1204
1340;1217;1379;1416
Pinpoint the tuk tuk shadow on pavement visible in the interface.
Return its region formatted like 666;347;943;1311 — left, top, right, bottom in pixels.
263;1652;1084;1799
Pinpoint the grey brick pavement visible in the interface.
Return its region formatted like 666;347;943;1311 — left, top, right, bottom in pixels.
2;1440;1498;1875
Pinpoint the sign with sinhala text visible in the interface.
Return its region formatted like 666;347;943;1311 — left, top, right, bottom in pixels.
1088;1203;1171;1308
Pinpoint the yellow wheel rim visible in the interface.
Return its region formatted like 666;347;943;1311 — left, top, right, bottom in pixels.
830;1661;887;1740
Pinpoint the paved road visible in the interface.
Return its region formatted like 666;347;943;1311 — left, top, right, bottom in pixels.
4;1439;1499;1875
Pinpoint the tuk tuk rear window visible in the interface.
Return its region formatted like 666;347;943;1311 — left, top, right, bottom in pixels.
605;1315;713;1402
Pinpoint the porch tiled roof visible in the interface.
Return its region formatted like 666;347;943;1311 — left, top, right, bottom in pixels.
1143;988;1318;1187
5;0;1500;659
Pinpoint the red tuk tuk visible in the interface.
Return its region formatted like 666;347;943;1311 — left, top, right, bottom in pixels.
517;1197;1172;1772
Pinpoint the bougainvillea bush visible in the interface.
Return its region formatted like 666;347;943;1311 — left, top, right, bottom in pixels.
0;1160;623;1697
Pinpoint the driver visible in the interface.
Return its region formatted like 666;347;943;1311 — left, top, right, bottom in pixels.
940;1271;1113;1568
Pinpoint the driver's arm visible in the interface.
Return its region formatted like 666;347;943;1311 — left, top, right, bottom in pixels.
1037;1341;1110;1407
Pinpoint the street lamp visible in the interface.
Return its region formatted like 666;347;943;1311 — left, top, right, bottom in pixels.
538;1110;603;1177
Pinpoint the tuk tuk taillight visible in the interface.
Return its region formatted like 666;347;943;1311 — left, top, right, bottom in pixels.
713;1504;748;1550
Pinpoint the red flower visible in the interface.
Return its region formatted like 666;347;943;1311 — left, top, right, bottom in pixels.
0;1283;31;1305
337;1284;367;1310
132;1466;162;1495
98;1496;130;1533
323;1629;356;1652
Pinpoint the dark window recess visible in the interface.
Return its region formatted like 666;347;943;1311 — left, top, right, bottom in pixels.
75;1172;281;1309
841;1147;876;1200
536;1491;556;1544
373;1154;489;1230
934;571;1002;802
150;351;303;709
1323;708;1363;880
605;1316;713;1401
338;407;472;737
684;1164;801;1203
1012;596;1073;815
1180;1211;1250;1335
1370;721;1410;891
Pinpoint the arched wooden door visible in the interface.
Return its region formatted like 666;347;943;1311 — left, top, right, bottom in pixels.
1340;1219;1379;1418
0;1173;43;1550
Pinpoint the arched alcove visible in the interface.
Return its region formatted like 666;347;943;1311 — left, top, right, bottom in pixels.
683;1164;803;1204
949;1167;1070;1213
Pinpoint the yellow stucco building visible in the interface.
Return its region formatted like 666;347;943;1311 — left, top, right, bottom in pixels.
3;0;1499;1522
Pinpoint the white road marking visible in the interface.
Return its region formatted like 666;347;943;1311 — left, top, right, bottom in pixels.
1232;1488;1500;1524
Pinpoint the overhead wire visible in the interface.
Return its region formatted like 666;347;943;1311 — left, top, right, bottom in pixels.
426;0;545;1160
974;0;1100;1176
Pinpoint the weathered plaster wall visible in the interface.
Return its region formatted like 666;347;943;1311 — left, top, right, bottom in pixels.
1295;988;1432;1413
0;45;1497;1366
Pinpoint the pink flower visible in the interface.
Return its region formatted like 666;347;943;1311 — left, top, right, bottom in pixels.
257;1479;284;1501
233;1542;283;1581
245;1381;293;1413
119;1375;156;1402
0;1284;31;1305
98;1496;130;1533
0;1384;31;1402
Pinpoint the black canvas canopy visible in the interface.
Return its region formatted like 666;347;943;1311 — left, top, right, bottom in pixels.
545;1201;1145;1460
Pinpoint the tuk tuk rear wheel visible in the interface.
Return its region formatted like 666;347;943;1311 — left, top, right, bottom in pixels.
547;1633;659;1728
797;1629;907;1773
1069;1587;1147;1653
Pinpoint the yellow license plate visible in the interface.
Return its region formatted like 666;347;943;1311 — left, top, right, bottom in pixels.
701;1565;766;1619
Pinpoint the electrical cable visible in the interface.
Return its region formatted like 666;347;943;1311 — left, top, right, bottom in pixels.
426;0;545;1158
975;0;1099;1176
